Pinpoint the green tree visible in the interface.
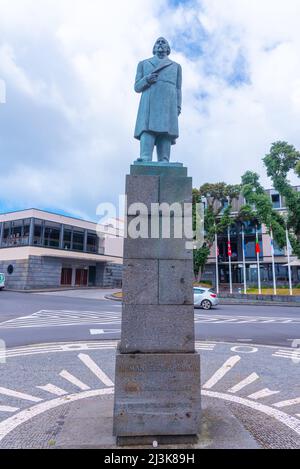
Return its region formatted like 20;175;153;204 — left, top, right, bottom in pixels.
239;170;286;248
263;141;300;256
193;183;240;280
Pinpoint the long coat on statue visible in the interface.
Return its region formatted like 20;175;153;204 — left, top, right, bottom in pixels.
134;56;182;145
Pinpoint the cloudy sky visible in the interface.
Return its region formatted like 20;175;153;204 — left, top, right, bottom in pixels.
1;0;300;221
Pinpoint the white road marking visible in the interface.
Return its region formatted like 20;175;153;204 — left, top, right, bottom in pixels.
0;387;299;443
0;341;119;359
90;329;121;335
0;310;121;329
228;372;260;394
195;314;300;325
0;388;114;442
230;346;258;354
202;390;300;436
195;341;216;351
247;388;280;400
203;356;241;389
59;370;90;391
78;354;114;387
0;387;42;403
36;384;68;396
273;397;300;408
272;350;300;361
0;406;19;413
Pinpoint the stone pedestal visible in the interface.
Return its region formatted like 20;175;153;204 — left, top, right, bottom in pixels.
113;162;201;444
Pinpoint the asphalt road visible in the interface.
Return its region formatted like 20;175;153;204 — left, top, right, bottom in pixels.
0;290;299;348
0;290;299;449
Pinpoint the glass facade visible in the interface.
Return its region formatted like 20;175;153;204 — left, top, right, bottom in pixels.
1;218;31;247
0;217;102;255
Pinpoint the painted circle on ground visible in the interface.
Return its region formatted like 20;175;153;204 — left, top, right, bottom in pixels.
230;345;258;354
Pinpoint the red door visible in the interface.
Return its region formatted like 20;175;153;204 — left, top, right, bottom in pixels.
61;268;72;286
75;269;88;286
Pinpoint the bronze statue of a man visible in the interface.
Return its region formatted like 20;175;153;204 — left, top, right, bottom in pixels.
134;37;182;163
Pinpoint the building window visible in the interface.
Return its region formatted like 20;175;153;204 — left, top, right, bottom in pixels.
23;219;31;245
72;229;84;251
1;219;31;247
271;193;280;209
2;222;10;247
33;219;43;245
11;220;23;246
63;227;72;250
87;232;98;253
44;222;60;248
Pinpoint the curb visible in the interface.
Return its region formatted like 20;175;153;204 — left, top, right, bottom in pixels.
105;294;122;302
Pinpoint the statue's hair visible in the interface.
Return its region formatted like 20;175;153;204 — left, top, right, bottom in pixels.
153;37;171;56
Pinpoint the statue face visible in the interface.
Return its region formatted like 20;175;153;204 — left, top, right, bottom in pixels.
153;37;170;59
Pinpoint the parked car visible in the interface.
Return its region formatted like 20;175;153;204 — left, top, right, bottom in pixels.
194;287;219;310
0;273;5;291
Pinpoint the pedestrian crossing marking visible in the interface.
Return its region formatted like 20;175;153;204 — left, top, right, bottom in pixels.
247;388;280;400
0;406;19;413
36;385;68;396
195;314;300;325
59;370;90;391
273;397;300;408
78;354;114;387
0;387;43;403
228;372;260;394
203;356;241;389
272;349;300;361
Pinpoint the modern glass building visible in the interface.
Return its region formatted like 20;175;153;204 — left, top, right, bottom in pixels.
0;209;123;290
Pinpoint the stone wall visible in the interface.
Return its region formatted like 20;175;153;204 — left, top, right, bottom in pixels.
0;259;29;290
26;256;62;289
0;255;123;290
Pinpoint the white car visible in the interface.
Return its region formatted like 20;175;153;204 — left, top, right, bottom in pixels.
0;273;5;291
194;287;219;310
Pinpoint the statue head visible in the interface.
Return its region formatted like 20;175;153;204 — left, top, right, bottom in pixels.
153;37;171;58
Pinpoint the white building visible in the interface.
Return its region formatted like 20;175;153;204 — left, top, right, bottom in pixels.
0;209;123;290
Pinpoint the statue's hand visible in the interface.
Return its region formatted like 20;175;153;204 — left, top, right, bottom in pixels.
146;73;158;85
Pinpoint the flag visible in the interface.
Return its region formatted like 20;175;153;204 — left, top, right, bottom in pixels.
227;240;232;257
287;235;293;255
217;246;220;257
255;230;260;254
270;238;274;255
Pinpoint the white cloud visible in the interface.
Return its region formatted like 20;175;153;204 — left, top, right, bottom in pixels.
0;0;299;220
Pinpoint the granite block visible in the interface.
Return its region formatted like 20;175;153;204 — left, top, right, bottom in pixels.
159;260;194;305
130;164;187;178
113;352;201;437
122;259;158;304
124;236;193;260
120;304;195;353
159;175;192;205
126;175;159;214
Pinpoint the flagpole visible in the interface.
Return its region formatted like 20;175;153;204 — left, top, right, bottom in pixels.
286;227;293;296
227;226;233;294
256;225;262;294
270;228;277;296
241;225;247;294
215;231;219;295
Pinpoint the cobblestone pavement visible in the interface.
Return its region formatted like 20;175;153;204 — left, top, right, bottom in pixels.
0;341;299;448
